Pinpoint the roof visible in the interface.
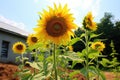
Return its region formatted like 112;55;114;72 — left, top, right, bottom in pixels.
0;21;29;38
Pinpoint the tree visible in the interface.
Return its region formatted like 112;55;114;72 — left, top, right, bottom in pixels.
73;27;85;52
96;13;114;39
113;21;120;61
96;12;120;60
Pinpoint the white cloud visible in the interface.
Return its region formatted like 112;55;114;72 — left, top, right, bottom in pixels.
0;15;26;30
33;0;101;26
47;0;101;24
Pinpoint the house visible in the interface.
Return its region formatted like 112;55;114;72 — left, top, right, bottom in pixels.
0;21;29;63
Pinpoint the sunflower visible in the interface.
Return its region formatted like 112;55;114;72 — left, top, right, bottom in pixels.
34;3;77;45
83;12;97;31
12;42;26;54
68;46;73;51
91;42;105;51
27;34;38;46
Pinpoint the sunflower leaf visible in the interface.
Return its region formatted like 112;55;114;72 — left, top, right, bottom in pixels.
69;38;80;45
90;33;103;39
28;42;43;51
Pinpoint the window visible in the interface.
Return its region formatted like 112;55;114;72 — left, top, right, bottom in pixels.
1;41;9;58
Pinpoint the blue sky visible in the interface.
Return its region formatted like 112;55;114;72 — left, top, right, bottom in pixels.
0;0;120;33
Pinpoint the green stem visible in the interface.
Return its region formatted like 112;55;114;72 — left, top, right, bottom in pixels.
96;57;99;80
85;30;89;80
53;44;57;80
21;53;24;66
21;53;24;72
34;50;38;75
43;55;47;76
96;57;99;69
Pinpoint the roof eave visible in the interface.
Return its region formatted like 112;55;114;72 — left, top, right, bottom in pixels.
0;28;28;38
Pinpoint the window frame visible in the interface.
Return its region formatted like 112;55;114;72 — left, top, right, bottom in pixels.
1;40;10;58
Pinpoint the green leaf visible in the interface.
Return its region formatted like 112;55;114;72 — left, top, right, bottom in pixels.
22;69;31;73
80;67;87;77
80;33;85;38
77;52;85;58
28;42;43;51
69;38;80;45
77;52;85;61
89;66;106;80
37;54;44;61
36;62;42;70
32;73;45;80
21;73;32;80
94;39;107;42
90;33;103;39
100;58;110;67
69;70;80;78
15;56;21;62
88;51;99;59
81;49;86;54
23;57;29;61
26;62;42;70
71;61;80;69
46;56;53;62
98;72;106;80
66;52;83;63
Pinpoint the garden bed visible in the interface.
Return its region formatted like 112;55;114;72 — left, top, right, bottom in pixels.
0;62;119;80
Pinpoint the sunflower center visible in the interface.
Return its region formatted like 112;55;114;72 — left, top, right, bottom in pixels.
95;44;101;49
31;37;37;43
88;18;92;26
16;45;23;50
54;23;61;31
46;18;67;37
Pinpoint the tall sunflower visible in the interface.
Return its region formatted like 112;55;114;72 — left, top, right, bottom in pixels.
91;42;105;52
83;12;97;31
27;34;38;46
12;42;26;54
34;3;77;45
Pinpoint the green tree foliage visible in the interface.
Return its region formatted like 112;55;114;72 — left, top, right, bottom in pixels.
96;13;114;39
95;12;120;61
73;27;85;52
95;13;114;57
113;21;120;61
